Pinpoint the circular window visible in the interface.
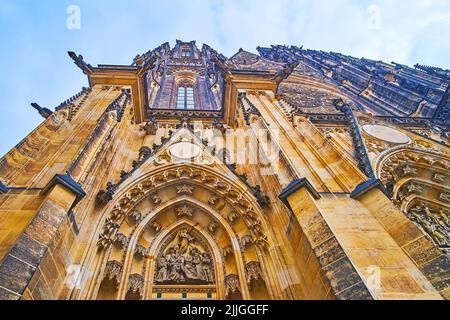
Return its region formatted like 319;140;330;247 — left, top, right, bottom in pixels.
362;125;411;145
168;142;202;160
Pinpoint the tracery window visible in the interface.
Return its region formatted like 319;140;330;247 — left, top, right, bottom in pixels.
181;50;191;58
176;86;195;109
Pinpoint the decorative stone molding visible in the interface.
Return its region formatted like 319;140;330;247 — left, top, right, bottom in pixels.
252;185;270;208
222;246;233;258
153;287;216;294
224;274;241;296
97;233;113;249
240;235;253;249
152;193;162;205
103;217;120;235
434;173;447;183
238;92;261;125
208;195;220;206
227;212;239;224
440;193;450;203
127;274;145;297
175;205;194;218
176;184;195;194
208;221;218;234
149;221;162;233
97;182;117;206
134;244;148;258
128;210;143;224
245;261;263;284
254;234;270;249
113;233;129;250
408;202;450;253
377;148;449;185
104;260;123;287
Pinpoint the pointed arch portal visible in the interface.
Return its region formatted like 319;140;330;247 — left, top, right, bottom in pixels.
72;128;285;300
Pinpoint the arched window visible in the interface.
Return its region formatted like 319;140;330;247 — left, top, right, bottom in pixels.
177;86;195;109
181;50;191;58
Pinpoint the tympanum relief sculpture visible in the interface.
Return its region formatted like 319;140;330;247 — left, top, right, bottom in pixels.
155;228;215;285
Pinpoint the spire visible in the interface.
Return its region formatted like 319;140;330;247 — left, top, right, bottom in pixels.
68;51;93;75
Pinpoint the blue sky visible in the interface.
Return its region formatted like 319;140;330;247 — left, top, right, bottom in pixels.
0;0;449;156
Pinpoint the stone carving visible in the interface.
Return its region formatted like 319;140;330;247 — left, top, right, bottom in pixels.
238;92;261;125
176;184;194;194
378;148;450;186
128;274;144;297
440;193;450;203
252;185;270;208
222;246;233;258
140;116;158;135
254;234;270;249
407;183;424;194
278;85;343;115
245;261;263;284
152;193;162;205
149;221;162;233
176;205;194;218
154;228;215;285
240;235;254;249
97;182;117;205
224;274;241;296
228;212;239;224
31;103;53;119
134;244;148;258
97;233;113;249
208;221;218;234
104;260;123;286
114;233;129;250
433;173;446;183
402;165;417;176
208;195;220;206
408;204;450;249
334;99;376;179
103;217;119;235
128;210;142;224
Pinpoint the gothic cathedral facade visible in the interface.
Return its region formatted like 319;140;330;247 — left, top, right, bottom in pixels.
0;40;449;300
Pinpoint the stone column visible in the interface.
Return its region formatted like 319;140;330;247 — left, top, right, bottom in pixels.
279;178;374;300
280;178;444;300
0;174;85;300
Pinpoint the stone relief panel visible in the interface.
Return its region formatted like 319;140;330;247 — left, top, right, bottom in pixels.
154;227;215;285
277;85;343;114
226;49;282;72
408;202;450;254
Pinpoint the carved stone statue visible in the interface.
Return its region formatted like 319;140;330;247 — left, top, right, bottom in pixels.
408;204;450;249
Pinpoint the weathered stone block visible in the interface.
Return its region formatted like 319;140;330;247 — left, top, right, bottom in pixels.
0;255;35;294
9;234;48;267
323;256;366;294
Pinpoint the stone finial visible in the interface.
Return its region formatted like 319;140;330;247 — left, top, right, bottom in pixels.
31;103;53;119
